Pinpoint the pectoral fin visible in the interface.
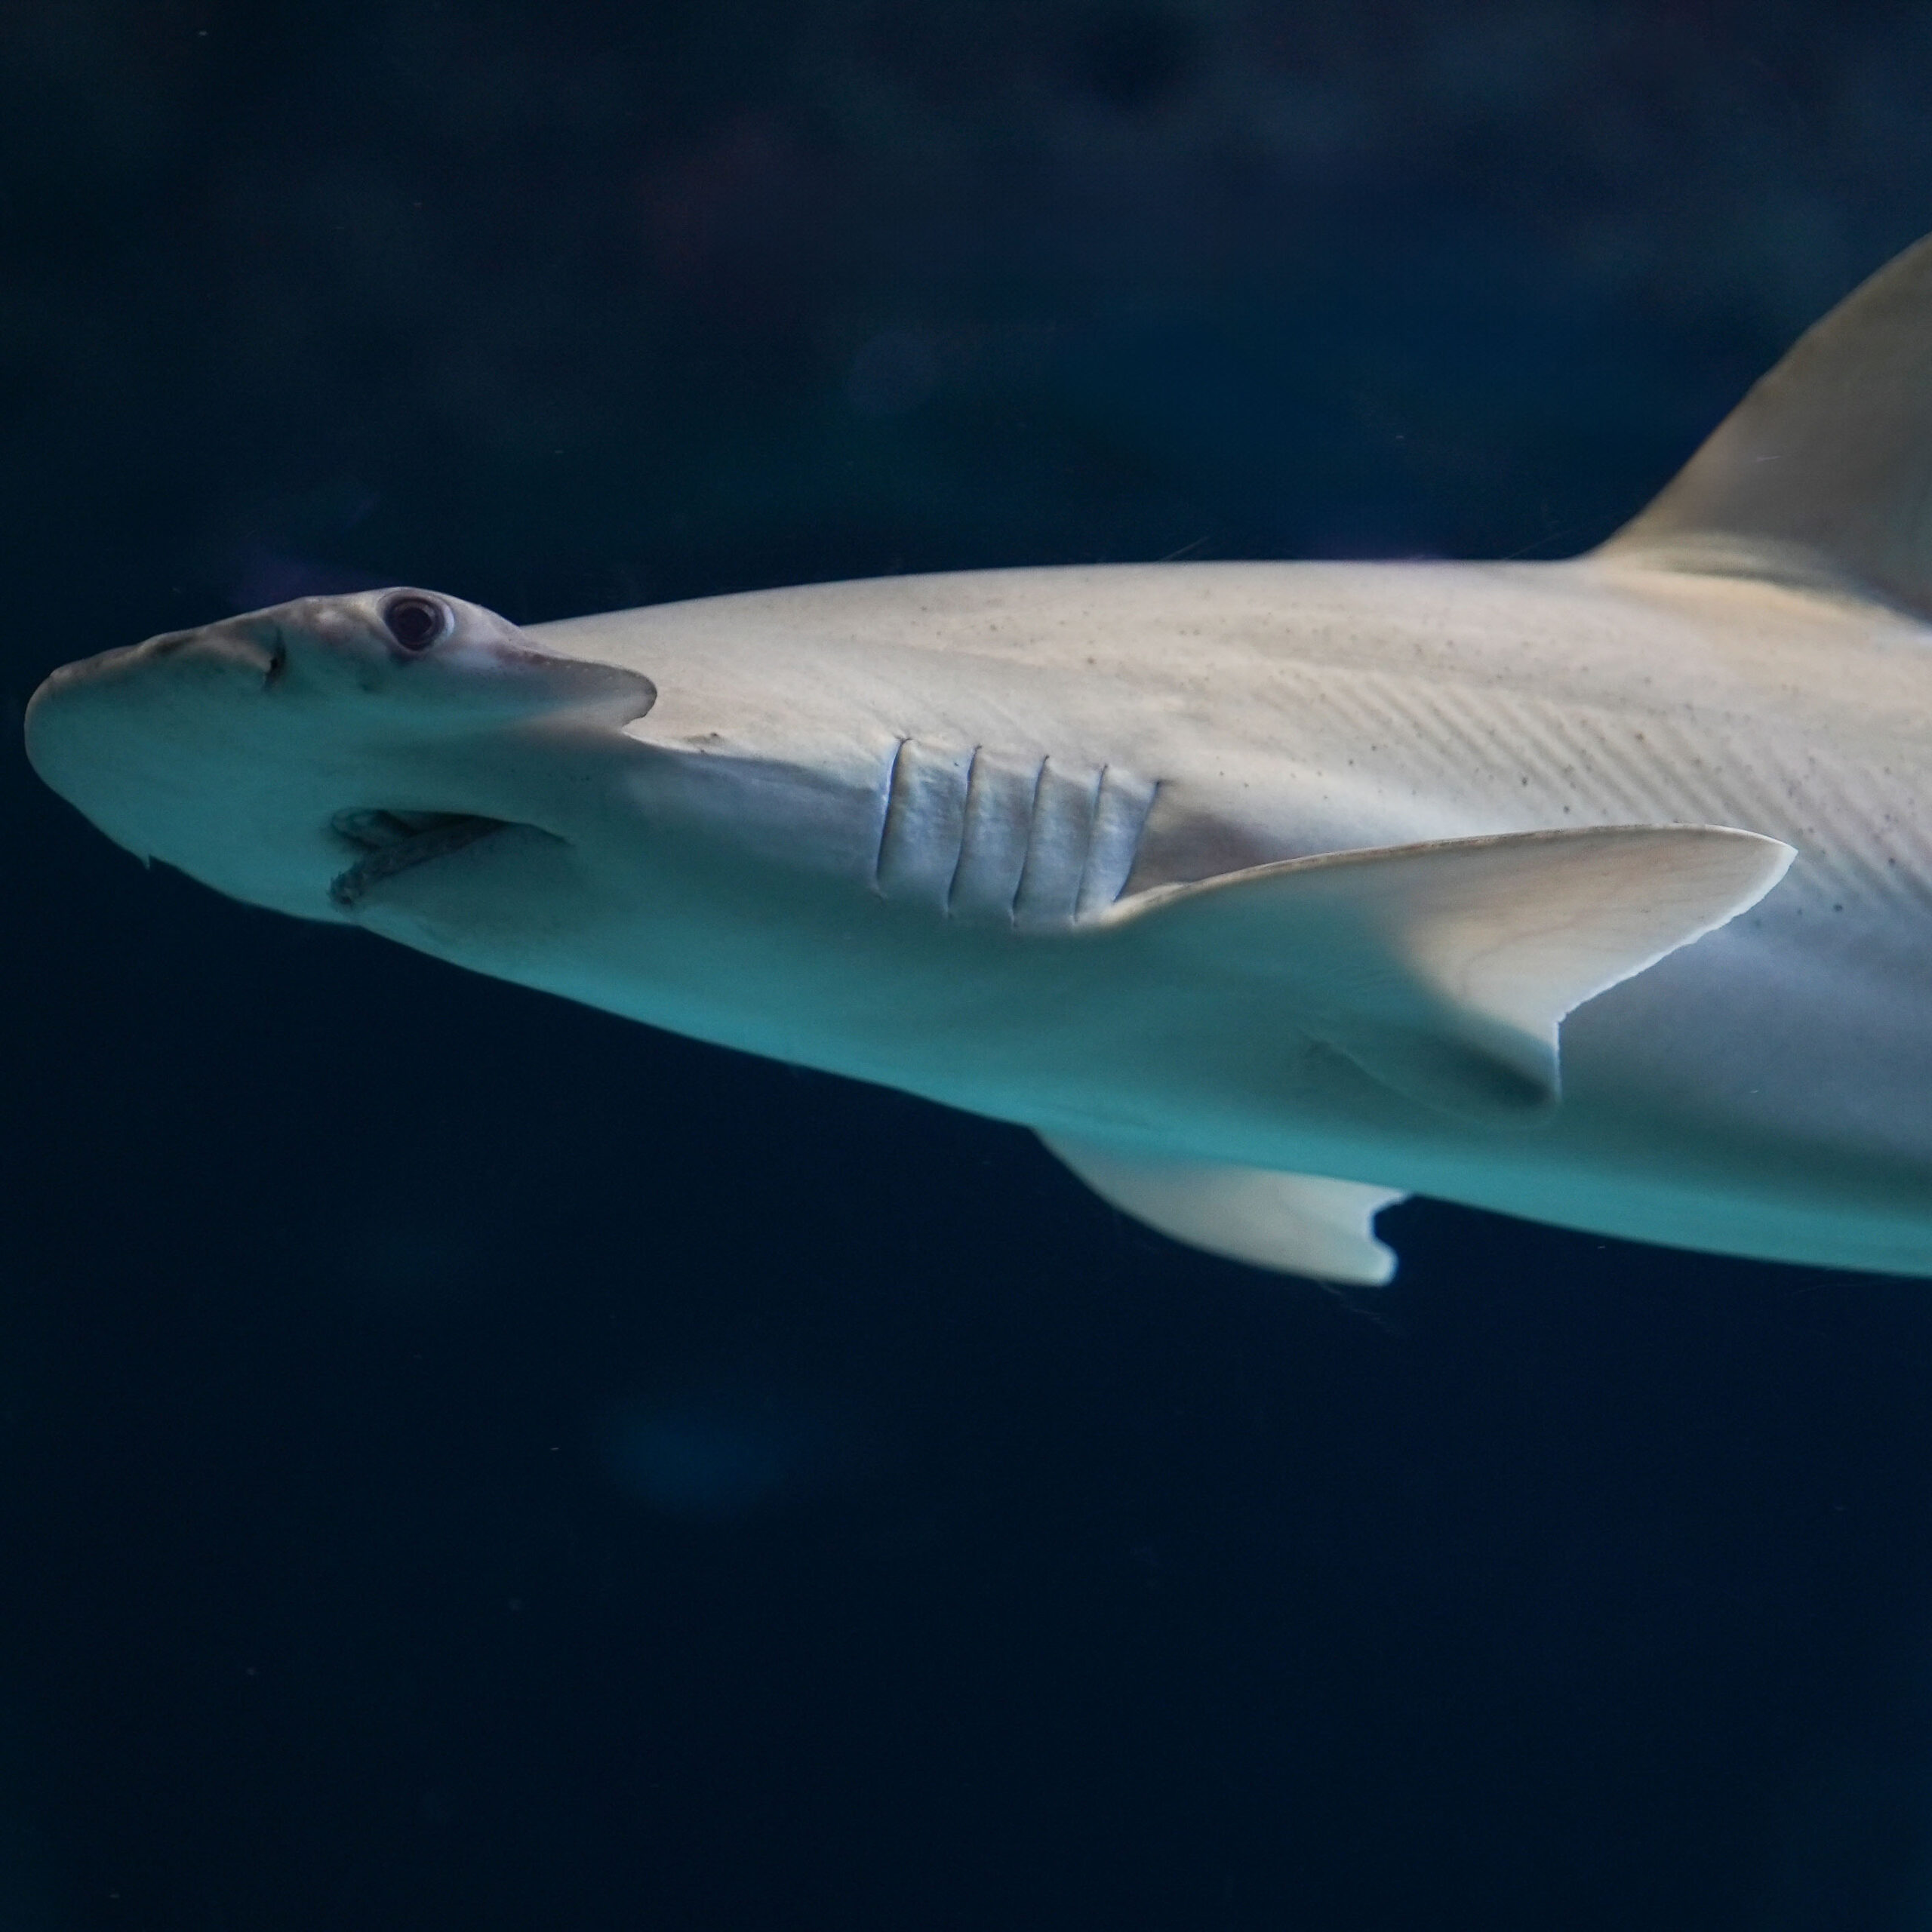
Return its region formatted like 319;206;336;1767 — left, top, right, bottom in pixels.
1043;1134;1405;1283
1094;824;1792;1120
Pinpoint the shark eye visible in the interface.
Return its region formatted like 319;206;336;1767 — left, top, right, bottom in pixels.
381;594;448;652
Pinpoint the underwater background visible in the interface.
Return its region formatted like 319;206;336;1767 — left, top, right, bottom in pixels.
8;0;1932;1925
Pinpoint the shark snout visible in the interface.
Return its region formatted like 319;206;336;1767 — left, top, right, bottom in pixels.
33;614;284;705
23;616;287;844
23;585;663;923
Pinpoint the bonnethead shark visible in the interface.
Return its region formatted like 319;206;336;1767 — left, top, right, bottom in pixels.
28;233;1932;1286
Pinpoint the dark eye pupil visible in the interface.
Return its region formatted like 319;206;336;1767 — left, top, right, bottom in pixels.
383;597;444;650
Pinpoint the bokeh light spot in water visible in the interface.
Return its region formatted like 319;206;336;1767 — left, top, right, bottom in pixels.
845;330;940;417
603;1380;844;1520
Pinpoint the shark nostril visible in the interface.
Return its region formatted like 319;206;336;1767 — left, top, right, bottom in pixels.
263;642;288;688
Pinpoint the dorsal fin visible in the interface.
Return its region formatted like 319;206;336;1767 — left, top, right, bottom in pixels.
1595;230;1932;617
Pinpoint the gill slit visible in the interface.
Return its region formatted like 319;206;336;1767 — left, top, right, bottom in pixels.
872;736;910;893
943;746;985;916
1071;762;1112;914
1008;753;1051;925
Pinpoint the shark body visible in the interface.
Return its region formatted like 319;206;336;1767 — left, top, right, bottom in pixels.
29;233;1932;1284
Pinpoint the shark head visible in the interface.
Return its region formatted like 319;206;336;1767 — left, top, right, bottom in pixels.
25;589;659;921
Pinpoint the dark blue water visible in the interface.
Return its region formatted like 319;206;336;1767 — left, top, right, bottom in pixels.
8;3;1932;1925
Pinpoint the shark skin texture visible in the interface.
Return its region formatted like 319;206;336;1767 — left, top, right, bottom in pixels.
29;232;1932;1284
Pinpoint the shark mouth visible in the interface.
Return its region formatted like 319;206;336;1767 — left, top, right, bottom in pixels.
328;808;516;909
